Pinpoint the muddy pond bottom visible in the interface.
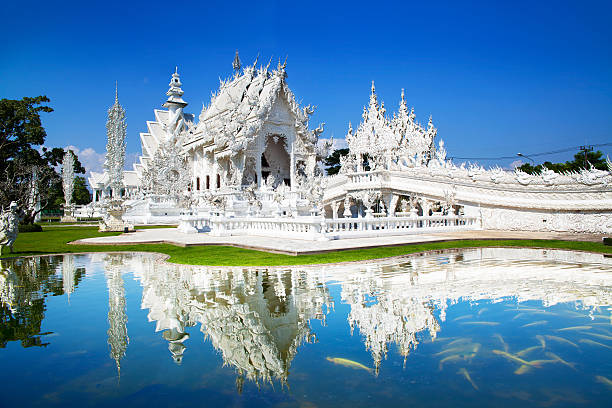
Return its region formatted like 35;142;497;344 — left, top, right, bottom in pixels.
1;248;611;407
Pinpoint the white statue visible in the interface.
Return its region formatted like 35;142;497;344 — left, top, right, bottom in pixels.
0;202;21;253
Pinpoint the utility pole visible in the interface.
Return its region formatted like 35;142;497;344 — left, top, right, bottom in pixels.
579;145;593;166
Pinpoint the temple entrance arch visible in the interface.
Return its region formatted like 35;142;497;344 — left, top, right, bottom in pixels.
261;134;291;187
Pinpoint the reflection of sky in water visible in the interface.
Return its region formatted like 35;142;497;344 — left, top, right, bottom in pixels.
0;248;611;407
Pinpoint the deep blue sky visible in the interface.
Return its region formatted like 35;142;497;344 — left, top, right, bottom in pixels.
1;0;611;172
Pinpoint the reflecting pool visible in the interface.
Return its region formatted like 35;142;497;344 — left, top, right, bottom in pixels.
1;248;611;407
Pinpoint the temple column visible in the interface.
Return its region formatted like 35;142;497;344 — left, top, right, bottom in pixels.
420;198;432;217
256;151;262;188
331;201;341;219
381;192;399;217
290;149;295;190
212;160;218;191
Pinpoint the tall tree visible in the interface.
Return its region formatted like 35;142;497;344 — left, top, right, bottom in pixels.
72;176;92;205
0;97;85;223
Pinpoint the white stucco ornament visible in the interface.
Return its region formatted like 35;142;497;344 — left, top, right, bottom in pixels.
62;150;75;207
104;84;127;197
85;55;612;235
0;202;20;253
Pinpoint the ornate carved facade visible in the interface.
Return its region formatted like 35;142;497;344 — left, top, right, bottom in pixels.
88;56;612;234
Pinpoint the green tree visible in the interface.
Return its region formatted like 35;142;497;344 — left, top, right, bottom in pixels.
517;150;609;175
72;176;92;205
0;97;85;222
324;148;349;175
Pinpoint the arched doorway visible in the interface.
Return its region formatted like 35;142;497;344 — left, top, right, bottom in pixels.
262;134;290;187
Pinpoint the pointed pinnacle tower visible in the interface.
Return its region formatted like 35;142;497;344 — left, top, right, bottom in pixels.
163;67;188;110
369;81;378;109
232;50;242;72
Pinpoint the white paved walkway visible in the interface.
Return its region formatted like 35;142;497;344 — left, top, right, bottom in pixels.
71;228;604;255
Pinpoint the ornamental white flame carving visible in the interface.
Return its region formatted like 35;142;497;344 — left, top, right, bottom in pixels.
86;55;612;235
61;150;74;207
104;85;127;197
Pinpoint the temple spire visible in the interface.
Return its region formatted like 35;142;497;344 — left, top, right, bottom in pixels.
163;67;188;109
369;81;378;109
232;50;242;72
115;81;118;103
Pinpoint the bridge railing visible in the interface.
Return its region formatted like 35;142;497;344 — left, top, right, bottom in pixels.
177;213;480;240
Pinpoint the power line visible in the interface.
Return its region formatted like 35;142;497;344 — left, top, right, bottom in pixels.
450;143;612;161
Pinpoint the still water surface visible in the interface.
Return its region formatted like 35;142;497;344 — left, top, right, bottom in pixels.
1;248;611;407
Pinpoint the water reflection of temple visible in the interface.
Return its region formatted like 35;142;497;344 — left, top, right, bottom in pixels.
2;248;610;384
132;248;611;381
333;248;612;371
135;258;333;388
104;255;129;377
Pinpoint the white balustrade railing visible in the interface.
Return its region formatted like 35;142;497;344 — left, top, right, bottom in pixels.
346;170;385;185
178;213;479;240
177;214;211;233
324;215;478;239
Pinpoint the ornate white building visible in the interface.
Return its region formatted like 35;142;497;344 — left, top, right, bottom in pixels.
88;56;612;235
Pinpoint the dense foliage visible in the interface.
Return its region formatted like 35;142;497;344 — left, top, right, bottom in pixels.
18;223;42;232
0;97;87;223
324;148;349;175
517;150;608;175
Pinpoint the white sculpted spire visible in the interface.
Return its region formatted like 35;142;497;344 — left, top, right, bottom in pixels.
104;84;127;197
61;150;75;207
232;50;242;72
163;67;188;111
163;68;188;142
106;257;129;378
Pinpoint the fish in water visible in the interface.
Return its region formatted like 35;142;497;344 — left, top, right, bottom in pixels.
460;321;500;326
434;343;480;357
545;352;576;370
536;335;546;349
447;338;472;346
515;307;541;312
514;365;532;375
477;308;488;316
583;332;612;341
493;350;541;367
521;320;548;328
453;315;474;322
434;346;468;357
439;354;464;370
579;339;612;350
516;345;543;357
493;333;509;352
595;375;612;391
512;313;527;320
544;335;579;349
326;357;372;373
557;325;592;332
457;368;479;390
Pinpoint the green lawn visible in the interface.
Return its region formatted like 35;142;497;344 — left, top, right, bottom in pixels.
1;225;610;266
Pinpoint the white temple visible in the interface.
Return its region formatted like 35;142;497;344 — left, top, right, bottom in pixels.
88;54;612;235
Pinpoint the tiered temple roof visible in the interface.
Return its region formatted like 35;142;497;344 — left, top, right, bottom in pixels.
184;58;318;157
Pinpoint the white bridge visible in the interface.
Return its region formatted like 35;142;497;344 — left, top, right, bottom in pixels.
178;213;479;241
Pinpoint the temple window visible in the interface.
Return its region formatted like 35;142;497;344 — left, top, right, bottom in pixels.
196;177;201;191
206;175;210;189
